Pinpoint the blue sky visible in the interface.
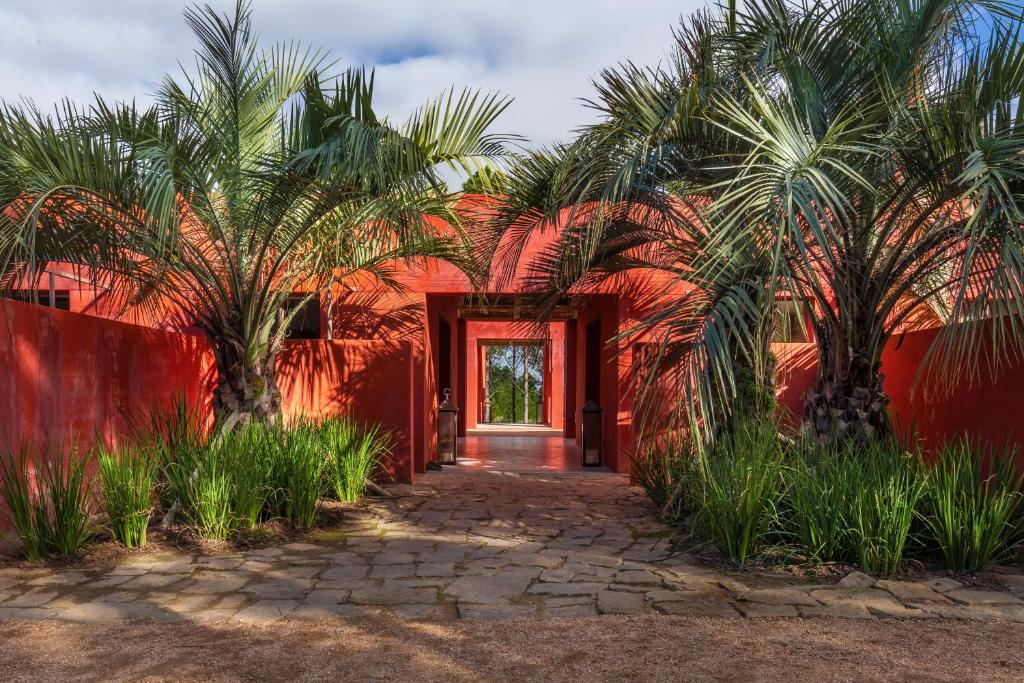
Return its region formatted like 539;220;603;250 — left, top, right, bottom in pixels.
0;0;703;147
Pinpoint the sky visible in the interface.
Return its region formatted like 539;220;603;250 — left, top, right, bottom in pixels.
0;0;705;149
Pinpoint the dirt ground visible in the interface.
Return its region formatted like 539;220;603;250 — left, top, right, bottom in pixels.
0;615;1021;682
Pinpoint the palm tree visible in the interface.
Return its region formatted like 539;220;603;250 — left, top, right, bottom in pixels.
0;1;514;425
700;0;1024;441
487;8;779;441
493;0;1024;445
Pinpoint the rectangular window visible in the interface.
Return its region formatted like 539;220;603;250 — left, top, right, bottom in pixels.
6;289;71;311
284;294;321;339
773;300;808;343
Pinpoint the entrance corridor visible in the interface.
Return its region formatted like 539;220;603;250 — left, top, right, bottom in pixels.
457;425;606;473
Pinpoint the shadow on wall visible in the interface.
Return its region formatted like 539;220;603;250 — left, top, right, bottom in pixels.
276;339;414;482
772;324;1024;459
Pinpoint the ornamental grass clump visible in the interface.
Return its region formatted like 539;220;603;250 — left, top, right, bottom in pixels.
630;434;698;520
920;438;1023;572
279;420;327;528
786;439;923;575
846;440;924;576
0;443;94;559
787;447;858;564
693;419;788;564
0;445;46;560
97;444;157;548
217;422;277;529
321;416;393;504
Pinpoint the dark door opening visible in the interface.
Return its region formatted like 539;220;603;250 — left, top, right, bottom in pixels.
482;342;545;425
584;318;601;403
437;317;452;396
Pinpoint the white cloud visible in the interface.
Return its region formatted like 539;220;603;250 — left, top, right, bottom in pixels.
0;0;705;146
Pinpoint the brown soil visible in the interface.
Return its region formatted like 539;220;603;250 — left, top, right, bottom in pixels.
0;615;1020;682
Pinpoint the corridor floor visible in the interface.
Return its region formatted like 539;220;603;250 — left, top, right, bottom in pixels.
457;426;604;472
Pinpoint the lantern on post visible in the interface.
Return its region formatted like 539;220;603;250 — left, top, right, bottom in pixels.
581;400;602;467
437;388;458;465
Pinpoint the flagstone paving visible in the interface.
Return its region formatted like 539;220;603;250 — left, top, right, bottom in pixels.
2;469;1024;624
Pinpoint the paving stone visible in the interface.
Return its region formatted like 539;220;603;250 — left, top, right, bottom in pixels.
798;603;873;619
58;602;167;623
528;582;607;597
654;595;741;618
923;577;963;594
565;563;616;578
739;588;819;607
998;574;1024;594
350;583;438;606
243;580;314;600
5;589;58;607
945;589;1024;607
321;564;369;581
596;590;645;615
716;578;749;594
838;571;876;589
195;557;244;570
27;572;89;586
150;560;196;574
539;568;575;583
446;575;532;604
906;602;988;621
288;604;376;621
417;563;456;577
374;552;416;565
612;570;662;586
736;602;800;618
121;573;187;590
95;591;140;603
304;589;350;605
810;588;904;613
875;580;948;604
0;577;22;591
180;574;250;594
81;575;134;590
370;564;417;579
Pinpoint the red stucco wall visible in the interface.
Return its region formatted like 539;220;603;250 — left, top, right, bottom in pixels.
773;324;1024;454
0;300;417;482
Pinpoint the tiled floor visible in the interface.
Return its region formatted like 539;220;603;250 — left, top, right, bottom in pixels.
457;426;605;473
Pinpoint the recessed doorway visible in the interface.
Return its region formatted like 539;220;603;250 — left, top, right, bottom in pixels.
481;342;546;425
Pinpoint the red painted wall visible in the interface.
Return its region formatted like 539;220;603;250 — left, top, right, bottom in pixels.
0;299;213;452
0;300;418;483
773;324;1024;455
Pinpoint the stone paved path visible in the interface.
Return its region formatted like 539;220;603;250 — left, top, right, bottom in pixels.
3;470;1024;624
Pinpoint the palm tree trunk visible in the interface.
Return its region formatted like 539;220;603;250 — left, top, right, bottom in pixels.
211;341;281;425
804;328;889;443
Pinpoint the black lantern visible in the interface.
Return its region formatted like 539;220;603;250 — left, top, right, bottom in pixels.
581;400;602;467
437;388;458;465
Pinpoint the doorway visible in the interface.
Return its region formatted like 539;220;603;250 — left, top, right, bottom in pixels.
481;342;546;425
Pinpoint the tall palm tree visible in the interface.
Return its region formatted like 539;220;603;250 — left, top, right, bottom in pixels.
493;0;1024;445
487;8;780;440
701;0;1024;441
0;2;514;425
